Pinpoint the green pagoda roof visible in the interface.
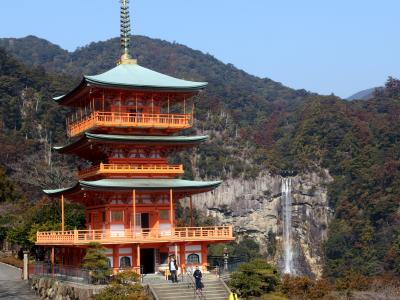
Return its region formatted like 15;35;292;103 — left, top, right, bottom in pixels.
43;179;221;197
53;133;208;155
54;63;207;104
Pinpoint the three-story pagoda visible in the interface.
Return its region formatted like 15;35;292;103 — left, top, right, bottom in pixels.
36;0;233;274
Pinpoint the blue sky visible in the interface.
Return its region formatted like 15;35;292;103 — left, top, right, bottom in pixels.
0;0;399;98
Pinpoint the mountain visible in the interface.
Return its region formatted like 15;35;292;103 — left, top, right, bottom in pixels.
1;35;400;280
347;87;377;101
0;35;308;128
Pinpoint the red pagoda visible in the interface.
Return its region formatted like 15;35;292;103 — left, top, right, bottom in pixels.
35;0;233;275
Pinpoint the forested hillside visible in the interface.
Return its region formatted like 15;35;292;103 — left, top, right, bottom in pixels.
256;80;400;277
0;35;400;280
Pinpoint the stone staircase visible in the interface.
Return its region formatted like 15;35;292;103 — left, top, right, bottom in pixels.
147;274;230;300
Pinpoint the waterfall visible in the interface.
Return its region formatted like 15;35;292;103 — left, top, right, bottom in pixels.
281;177;294;274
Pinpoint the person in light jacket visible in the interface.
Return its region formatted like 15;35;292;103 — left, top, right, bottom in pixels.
169;257;178;283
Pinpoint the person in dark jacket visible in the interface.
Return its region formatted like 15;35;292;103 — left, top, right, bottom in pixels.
169;257;178;283
193;266;203;293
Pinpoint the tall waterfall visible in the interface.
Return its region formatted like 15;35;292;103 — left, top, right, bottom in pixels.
281;177;294;274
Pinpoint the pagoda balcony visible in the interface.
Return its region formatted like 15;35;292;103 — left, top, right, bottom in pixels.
67;111;192;137
35;226;234;245
78;163;184;179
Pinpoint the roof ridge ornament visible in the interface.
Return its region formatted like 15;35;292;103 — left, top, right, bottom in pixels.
118;0;137;65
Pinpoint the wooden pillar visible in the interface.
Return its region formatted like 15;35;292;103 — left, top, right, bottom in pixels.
201;243;208;271
131;245;136;272
136;244;141;273
180;243;185;272
51;247;55;275
133;190;136;235
102;89;105;111
113;246;119;273
169;189;174;230
105;207;110;230
191;102;195;125
189;195;193;227
61;194;65;232
151;95;154;115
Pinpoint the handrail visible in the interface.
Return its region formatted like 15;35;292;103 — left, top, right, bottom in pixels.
78;163;184;178
36;226;234;245
219;277;232;295
148;283;160;300
67;111;192;137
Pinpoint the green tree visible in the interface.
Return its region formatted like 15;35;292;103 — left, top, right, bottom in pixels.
229;259;280;298
0;167;21;202
82;242;111;283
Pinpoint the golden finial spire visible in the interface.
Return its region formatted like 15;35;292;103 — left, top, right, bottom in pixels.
118;0;137;65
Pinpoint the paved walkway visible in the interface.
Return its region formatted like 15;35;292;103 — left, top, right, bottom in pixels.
0;262;39;300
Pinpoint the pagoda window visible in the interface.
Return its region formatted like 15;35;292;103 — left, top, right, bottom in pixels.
160;253;169;265
187;254;200;264
107;258;112;268
160;210;169;221
150;150;160;158
120;256;131;268
128;150;139;158
112;150;125;158
139;194;151;204
131;213;141;230
111;211;123;222
138;150;146;158
102;212;106;222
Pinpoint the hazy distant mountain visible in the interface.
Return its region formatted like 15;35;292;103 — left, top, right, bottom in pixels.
347;87;377;101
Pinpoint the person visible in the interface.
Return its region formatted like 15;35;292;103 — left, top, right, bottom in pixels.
193;266;203;294
229;292;238;300
169;257;178;283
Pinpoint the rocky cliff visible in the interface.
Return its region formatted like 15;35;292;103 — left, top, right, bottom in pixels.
192;169;333;278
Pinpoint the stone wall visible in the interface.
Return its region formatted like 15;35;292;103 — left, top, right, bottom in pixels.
30;276;105;300
191;169;333;278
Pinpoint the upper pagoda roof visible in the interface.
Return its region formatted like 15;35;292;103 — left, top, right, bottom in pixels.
54;63;208;105
43;179;221;197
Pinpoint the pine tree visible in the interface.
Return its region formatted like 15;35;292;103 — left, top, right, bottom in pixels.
82;242;111;283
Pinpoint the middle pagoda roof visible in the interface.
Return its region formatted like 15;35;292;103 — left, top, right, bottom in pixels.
54;133;208;160
54;63;208;105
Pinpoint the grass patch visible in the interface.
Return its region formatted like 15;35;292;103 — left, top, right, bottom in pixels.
261;292;288;300
0;256;23;268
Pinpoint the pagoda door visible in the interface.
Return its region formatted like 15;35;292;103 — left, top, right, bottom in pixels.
141;213;150;233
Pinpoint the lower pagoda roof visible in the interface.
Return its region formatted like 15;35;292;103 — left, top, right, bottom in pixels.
43;179;221;197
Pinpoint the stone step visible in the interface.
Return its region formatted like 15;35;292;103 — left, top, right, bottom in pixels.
159;294;228;300
149;274;230;300
152;288;228;294
151;282;223;289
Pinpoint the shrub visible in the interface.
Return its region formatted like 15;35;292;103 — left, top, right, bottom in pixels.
95;270;147;300
95;283;147;300
335;271;371;291
282;275;333;300
229;259;280;298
